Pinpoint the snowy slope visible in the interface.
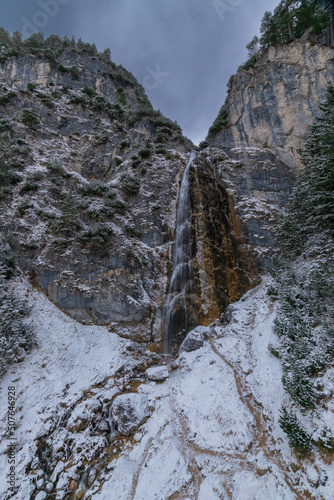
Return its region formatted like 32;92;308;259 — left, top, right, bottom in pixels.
1;276;334;499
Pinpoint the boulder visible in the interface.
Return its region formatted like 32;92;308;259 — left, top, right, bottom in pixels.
111;394;150;436
145;365;169;382
35;492;47;500
180;326;211;352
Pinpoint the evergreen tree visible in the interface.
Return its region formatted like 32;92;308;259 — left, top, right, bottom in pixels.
274;84;334;413
280;83;334;253
0;27;11;48
0;240;35;377
59;190;80;234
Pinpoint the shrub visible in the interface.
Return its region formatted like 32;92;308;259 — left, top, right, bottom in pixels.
0;165;22;187
37;93;54;108
58;190;80;233
0;91;16;105
22;109;39;129
79;223;114;247
105;197;127;214
30;171;44;181
46;160;71;178
139;148;151;159
16;200;33;217
267;286;279;299
0;119;11;132
19;182;39;195
113;73;135;87
117;87;126;106
70;95;86;105
0;242;16;279
317;427;334;453
126;226;141;238
115;157;122;166
121;175;140;195
58;63;68;73
209;111;229;135
70;66;80;79
93;95;110;110
279;408;312;453
27;83;37;91
82;85;96;97
79;181;115;198
120;140;130;149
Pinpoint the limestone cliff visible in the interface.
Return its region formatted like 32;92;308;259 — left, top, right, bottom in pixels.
0;49;257;347
207;39;334;171
0;49;195;344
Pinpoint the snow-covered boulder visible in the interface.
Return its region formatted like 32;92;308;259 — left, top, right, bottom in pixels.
111;394;150;436
180;326;211;352
35;492;47;500
145;365;169;382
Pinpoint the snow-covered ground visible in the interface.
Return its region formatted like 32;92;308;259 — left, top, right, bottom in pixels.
1;276;334;499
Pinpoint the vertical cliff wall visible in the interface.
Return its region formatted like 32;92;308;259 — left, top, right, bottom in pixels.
207;40;334;171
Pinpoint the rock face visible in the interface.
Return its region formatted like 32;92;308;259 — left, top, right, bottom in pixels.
111;394;150;436
0;50;194;343
199;146;296;269
179;326;210;352
0;40;310;347
145;365;169;381
208;40;334;171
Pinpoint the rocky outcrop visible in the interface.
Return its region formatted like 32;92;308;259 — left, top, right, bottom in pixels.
0;43;304;348
200;146;296;269
208;40;334;171
0;51;193;344
111;393;150;436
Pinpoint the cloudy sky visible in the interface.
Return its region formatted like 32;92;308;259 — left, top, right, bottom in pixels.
1;0;279;143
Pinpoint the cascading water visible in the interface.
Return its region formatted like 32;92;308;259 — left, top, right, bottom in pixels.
163;152;198;353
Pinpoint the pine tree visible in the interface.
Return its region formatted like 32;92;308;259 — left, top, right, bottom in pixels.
0;27;11;48
274;84;334;414
59;190;80;234
280;83;334;253
0;240;35;377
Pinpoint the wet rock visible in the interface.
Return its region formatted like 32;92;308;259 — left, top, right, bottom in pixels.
180;326;210;352
145;365;169;382
111;394;150;436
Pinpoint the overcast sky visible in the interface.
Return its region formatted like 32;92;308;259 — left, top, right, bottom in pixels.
0;0;279;143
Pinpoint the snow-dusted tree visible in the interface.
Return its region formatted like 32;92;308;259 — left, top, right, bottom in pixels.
274;84;334;411
0;241;35;377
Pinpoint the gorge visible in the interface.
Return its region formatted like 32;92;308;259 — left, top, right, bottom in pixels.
0;13;334;500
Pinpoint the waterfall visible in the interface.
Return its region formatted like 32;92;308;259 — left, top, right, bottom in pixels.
163;152;198;353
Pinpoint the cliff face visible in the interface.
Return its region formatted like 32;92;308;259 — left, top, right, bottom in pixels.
207;40;334;171
198;146;296;270
1;38;326;346
0;51;259;347
0;51;195;344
